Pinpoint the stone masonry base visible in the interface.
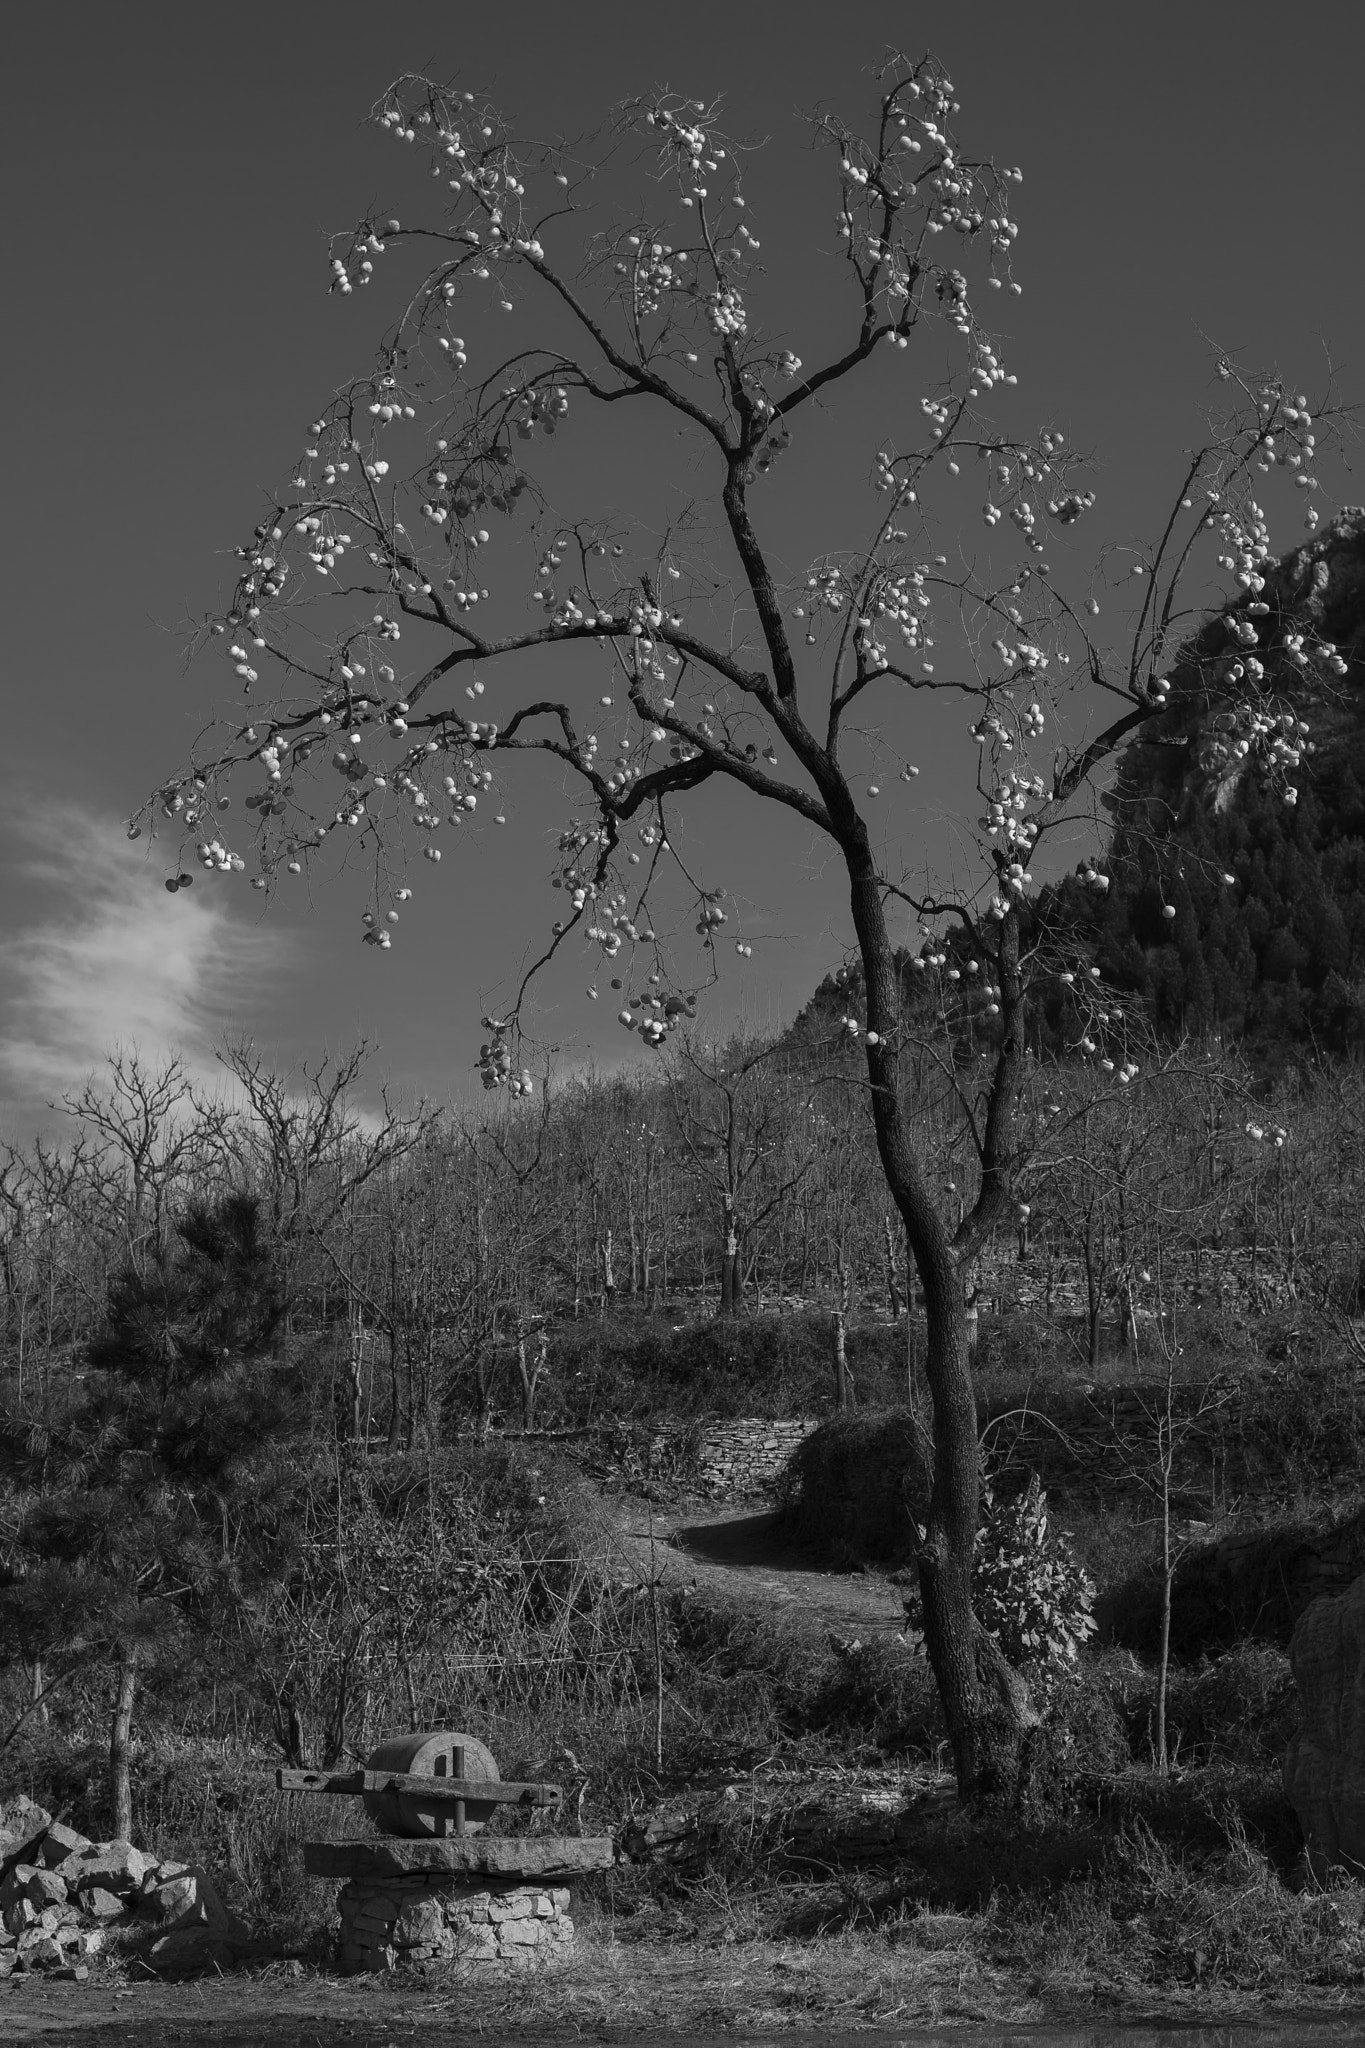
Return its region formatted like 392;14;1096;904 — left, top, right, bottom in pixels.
337;1877;573;1974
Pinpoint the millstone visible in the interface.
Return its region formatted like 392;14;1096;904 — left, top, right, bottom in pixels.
362;1729;500;1838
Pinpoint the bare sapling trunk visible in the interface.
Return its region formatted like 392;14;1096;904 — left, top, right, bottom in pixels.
110;1643;138;1843
516;1324;548;1431
1154;1345;1177;1772
719;1197;741;1315
1082;1216;1105;1371
474;1346;498;1435
346;1293;365;1443
833;1260;853;1411
385;1327;403;1451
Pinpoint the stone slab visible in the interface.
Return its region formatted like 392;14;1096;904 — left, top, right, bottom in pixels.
304;1836;613;1881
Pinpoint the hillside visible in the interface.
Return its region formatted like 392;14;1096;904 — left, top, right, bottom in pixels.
1064;509;1365;1058
794;512;1365;1065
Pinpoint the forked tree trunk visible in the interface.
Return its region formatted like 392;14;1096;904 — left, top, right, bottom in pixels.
110;1644;138;1843
516;1326;548;1431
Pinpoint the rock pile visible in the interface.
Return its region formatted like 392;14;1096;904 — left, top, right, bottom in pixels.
338;1877;572;1974
0;1795;247;1979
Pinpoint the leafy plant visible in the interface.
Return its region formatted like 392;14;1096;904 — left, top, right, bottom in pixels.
973;1476;1096;1674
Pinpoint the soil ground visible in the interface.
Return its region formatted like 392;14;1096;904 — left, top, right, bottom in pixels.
7;1941;1365;2045
608;1497;907;1640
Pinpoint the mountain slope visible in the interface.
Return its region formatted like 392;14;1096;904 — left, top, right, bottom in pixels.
1088;509;1365;1056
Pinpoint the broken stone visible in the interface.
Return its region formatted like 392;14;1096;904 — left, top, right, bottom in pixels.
451;1923;497;1955
20;1934;66;1970
392;1897;444;1949
37;1822;90;1868
144;1866;247;1939
54;1839;147;1896
20;1866;69;1911
2;1898;36;1937
0;1796;52;1879
0;1867;33;1914
77;1886;127;1922
497;1918;541;1945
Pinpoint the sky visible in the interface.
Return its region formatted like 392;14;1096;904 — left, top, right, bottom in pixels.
3;0;1364;1137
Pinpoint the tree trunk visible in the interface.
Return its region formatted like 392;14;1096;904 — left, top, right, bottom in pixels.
883;1213;904;1319
385;1328;403;1452
833;1261;853;1411
964;1280;980;1365
110;1644;138;1843
346;1295;365;1443
719;1201;741;1315
1082;1224;1104;1372
516;1326;547;1431
844;831;1034;1802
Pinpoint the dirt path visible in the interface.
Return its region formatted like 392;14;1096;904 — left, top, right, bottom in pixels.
608;1499;907;1641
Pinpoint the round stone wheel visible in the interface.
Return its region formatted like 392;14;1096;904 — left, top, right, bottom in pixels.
362;1729;501;1839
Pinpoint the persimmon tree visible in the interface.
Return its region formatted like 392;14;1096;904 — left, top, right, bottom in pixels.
139;50;1337;1799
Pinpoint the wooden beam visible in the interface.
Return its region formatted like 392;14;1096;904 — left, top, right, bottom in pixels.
274;1767;562;1805
275;1769;364;1795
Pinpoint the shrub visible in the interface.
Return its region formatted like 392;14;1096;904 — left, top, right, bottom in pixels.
974;1477;1097;1675
776;1408;929;1564
1109;1641;1298;1771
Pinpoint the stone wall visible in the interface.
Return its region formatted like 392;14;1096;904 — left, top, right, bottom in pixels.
695;1417;818;1495
499;1416;819;1499
338;1877;572;1974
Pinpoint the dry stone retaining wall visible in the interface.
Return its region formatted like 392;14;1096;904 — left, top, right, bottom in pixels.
500;1416;819;1498
694;1417;817;1494
338;1878;572;1973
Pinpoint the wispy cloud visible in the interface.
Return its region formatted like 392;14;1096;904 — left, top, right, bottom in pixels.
0;803;285;1127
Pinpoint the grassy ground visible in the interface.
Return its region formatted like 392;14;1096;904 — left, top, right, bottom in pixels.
9;1889;1365;2041
9;1305;1365;2030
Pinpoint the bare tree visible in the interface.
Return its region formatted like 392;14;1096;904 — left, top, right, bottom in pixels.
55;1051;214;1268
667;1035;813;1315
